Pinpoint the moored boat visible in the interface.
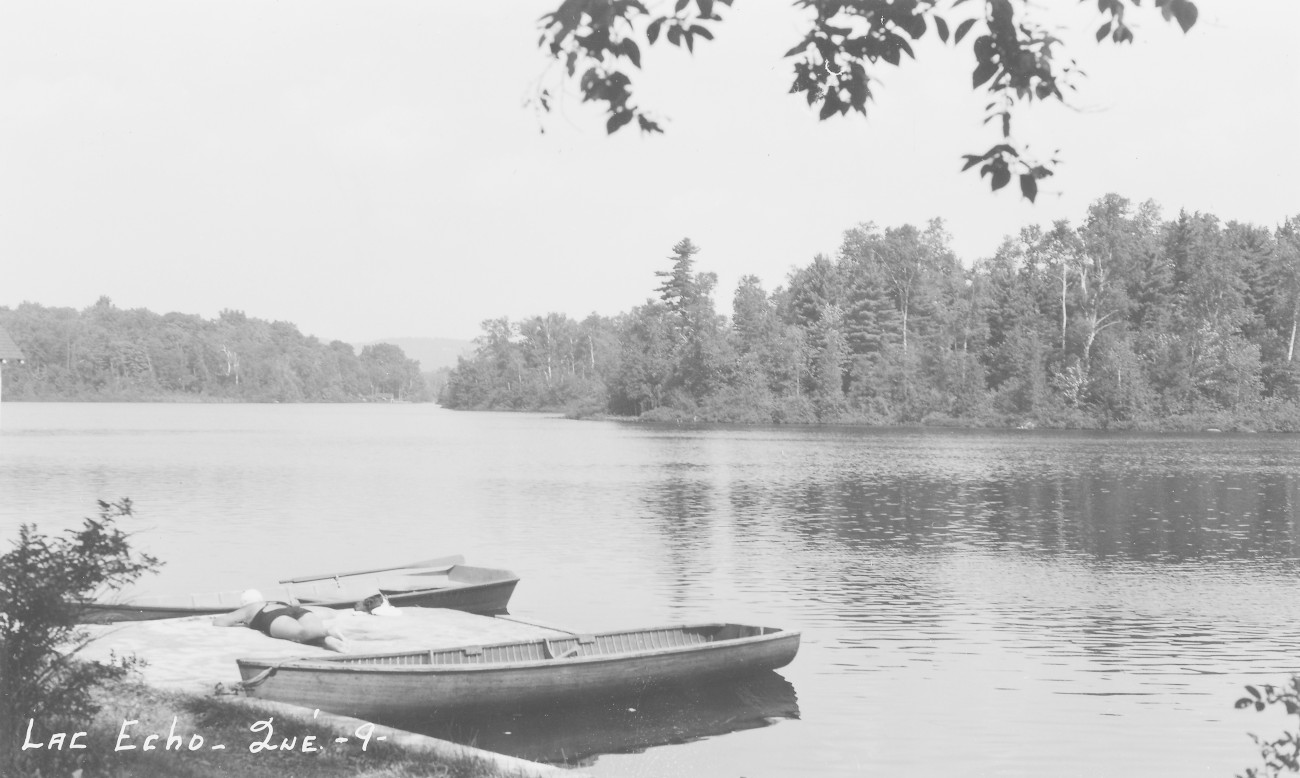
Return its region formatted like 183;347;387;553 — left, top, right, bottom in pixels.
79;555;519;623
234;622;800;718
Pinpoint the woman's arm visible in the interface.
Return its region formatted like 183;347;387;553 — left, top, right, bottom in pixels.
212;602;259;627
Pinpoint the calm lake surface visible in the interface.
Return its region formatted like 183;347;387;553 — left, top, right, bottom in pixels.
3;403;1300;777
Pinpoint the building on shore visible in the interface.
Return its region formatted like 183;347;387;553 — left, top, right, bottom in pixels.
0;327;26;425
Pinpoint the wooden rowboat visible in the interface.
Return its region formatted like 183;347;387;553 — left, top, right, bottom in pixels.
236;623;800;718
79;555;519;623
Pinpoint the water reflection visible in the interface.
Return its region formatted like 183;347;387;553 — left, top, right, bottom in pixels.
380;671;799;767
641;473;717;609
6;408;1300;777
635;431;1300;563
619;427;1300;775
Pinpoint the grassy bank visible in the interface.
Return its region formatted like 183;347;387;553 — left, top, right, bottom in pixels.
18;679;509;778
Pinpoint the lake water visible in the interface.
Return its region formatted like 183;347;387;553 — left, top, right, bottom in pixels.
2;402;1300;777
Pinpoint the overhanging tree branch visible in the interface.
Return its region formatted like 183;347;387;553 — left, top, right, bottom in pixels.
534;0;1198;200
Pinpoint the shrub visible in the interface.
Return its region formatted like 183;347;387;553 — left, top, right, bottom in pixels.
0;499;162;775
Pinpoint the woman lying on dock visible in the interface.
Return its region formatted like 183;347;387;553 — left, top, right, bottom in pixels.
212;589;346;652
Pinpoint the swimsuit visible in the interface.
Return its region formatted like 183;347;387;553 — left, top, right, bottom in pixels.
248;602;311;636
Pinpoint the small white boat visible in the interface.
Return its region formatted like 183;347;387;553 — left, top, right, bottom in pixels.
236;622;801;718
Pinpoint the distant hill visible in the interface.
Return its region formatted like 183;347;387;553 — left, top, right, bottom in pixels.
357;337;475;373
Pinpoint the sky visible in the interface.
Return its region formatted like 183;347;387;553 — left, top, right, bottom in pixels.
1;1;1298;343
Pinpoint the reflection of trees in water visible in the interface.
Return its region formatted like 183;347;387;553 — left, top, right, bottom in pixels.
383;670;800;767
1063;472;1300;560
629;436;1300;668
714;470;1300;563
631;446;1300;659
1239;476;1300;556
639;468;716;608
619;431;1300;747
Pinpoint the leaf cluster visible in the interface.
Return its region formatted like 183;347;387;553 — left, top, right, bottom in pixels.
538;0;733;134
0;500;162;773
534;0;1198;200
1236;679;1300;777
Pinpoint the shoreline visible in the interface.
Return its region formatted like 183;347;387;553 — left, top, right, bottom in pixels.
0;396;426;404
8;396;1296;432
562;408;1291;433
32;678;583;778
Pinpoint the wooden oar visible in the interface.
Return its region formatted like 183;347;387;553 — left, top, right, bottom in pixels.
279;554;465;584
496;614;588;638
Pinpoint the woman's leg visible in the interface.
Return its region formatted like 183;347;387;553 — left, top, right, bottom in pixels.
268;613;345;652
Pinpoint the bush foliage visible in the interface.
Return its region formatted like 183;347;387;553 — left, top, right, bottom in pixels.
1237;679;1300;777
0;499;161;775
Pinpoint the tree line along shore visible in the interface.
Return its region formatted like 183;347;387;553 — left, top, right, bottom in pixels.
442;195;1300;432
6;194;1300;431
0;299;434;403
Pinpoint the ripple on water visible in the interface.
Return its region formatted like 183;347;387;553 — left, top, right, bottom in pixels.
2;409;1299;777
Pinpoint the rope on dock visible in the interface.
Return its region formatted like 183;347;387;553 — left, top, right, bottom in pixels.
237;664;280;690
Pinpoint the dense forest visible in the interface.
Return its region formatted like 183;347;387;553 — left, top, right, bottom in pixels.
0;298;431;402
443;194;1300;431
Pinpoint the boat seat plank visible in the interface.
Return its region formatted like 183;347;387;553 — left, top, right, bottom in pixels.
553;643;582;660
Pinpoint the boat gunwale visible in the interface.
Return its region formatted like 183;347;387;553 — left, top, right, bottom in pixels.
236;624;801;675
83;566;520;614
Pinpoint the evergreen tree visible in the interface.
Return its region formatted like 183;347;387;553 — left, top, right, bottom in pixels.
655;238;702;330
